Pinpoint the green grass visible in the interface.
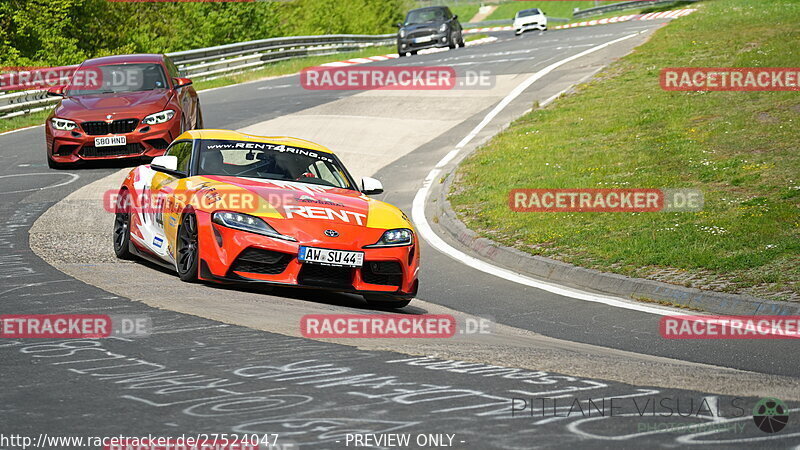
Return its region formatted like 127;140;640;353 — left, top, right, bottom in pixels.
449;0;800;300
465;33;490;42
413;0;481;23
413;2;482;23
449;3;482;22
563;0;699;24
0;109;53;134
486;1;618;20
0;45;394;134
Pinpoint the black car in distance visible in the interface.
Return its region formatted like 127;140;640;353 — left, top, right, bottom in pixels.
396;6;465;56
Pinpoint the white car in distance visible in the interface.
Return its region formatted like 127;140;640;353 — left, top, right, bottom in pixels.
514;8;548;35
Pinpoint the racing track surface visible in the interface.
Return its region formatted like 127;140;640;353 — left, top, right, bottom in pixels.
3;20;800;448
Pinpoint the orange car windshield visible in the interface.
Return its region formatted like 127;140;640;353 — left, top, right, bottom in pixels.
196;140;354;190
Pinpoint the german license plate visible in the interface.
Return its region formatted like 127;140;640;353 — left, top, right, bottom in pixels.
298;246;364;267
414;36;434;43
95;135;126;147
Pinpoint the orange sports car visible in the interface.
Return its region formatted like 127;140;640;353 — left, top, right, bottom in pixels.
113;130;419;308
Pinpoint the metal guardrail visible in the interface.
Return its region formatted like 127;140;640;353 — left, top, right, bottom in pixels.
0;88;63;120
574;0;699;19
0;33;396;120
167;33;395;79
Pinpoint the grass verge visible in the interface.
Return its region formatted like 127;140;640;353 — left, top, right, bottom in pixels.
0;45;394;134
0;109;52;134
447;3;482;23
563;1;700;25
449;0;800;301
465;33;490;42
486;1;618;21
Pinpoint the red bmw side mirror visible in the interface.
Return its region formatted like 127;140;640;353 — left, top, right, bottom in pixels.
173;77;193;89
46;86;65;97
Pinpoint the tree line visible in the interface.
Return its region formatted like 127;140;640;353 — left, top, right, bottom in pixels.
0;0;409;66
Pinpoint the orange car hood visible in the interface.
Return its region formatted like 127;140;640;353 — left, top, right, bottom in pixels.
193;176;374;228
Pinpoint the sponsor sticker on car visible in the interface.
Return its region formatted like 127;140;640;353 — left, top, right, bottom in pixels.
95;136;126;147
299;246;364;267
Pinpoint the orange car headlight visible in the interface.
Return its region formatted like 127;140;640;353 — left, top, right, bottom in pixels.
364;228;413;248
211;211;296;242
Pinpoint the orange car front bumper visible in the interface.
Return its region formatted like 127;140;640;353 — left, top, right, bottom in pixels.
195;211;420;296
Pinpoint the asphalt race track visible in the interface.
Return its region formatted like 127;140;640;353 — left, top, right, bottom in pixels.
2;20;799;449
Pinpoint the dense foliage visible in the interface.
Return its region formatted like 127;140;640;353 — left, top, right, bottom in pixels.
0;0;408;66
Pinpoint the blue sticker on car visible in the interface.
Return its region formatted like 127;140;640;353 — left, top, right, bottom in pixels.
153;236;164;248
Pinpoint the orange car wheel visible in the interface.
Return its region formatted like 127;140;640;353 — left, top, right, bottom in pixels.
113;189;134;260
177;213;200;282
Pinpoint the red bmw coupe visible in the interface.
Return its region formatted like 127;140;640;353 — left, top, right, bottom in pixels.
45;54;202;168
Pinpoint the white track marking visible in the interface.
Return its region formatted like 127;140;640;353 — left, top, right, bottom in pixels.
0;172;79;194
257;84;293;91
319;61;353;67
346;58;375;64
453;31;643;150
0;279;73;297
413;31;684;317
0;124;44;136
528;65;604;113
